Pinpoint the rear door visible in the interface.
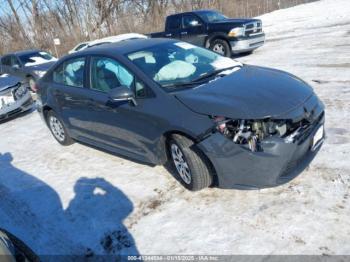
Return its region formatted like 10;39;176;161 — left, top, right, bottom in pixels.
49;56;92;138
180;14;207;46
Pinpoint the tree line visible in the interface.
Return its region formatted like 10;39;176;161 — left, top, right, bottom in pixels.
0;0;317;56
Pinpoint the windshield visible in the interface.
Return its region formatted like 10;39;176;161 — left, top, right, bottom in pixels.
127;42;241;89
196;11;228;23
19;51;57;66
75;43;88;51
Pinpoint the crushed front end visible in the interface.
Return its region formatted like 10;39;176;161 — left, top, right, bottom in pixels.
0;83;33;121
197;94;325;189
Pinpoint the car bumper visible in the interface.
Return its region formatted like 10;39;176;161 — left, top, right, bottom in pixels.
0;92;33;120
230;33;265;54
197;112;325;189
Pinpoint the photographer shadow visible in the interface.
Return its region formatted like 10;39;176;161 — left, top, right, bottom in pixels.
0;152;139;258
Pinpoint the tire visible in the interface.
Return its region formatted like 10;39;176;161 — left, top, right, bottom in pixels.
46;110;73;146
1;229;39;262
169;134;213;191
28;76;36;92
241;50;254;56
210;39;232;57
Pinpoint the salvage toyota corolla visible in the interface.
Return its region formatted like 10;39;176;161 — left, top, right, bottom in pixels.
36;38;325;191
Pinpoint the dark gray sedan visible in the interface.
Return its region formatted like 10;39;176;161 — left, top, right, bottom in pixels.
0;50;57;92
36;38;325;191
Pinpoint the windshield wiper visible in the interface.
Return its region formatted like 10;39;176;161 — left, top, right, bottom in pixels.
191;66;241;83
162;65;242;89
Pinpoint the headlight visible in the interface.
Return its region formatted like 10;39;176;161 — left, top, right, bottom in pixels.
213;116;287;152
34;70;46;78
228;27;245;37
14;84;28;99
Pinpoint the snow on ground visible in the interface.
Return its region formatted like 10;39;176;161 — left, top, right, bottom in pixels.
1;0;350;259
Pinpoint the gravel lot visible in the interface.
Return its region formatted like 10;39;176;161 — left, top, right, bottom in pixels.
0;0;349;258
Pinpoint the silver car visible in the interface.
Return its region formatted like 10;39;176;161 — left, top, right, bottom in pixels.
0;74;33;121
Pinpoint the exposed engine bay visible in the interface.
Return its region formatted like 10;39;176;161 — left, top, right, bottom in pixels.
213;116;318;152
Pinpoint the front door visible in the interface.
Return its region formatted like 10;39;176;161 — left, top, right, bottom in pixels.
180;14;207;47
83;56;161;163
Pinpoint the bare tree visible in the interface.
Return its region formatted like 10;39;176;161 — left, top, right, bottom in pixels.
0;0;319;55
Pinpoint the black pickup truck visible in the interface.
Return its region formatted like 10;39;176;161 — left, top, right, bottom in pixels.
151;10;265;57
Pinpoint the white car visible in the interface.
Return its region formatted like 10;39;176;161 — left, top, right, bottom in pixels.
68;42;90;54
0;74;33;121
68;33;148;53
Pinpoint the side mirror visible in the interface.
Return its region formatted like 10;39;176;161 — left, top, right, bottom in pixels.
108;86;137;106
189;20;200;27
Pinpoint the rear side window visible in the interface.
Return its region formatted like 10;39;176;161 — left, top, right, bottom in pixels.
75;43;87;51
167;16;181;30
53;57;85;87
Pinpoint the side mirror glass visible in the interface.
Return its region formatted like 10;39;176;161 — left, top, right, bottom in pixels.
108;86;137;106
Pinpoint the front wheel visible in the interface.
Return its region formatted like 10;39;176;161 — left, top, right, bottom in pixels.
169;135;213;191
210;39;232;57
47;111;73;146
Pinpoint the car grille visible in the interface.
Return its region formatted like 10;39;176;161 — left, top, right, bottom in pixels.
244;21;263;36
0;108;22;120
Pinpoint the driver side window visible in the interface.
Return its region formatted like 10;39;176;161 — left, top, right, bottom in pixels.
90;56;134;93
11;56;21;67
183;15;201;28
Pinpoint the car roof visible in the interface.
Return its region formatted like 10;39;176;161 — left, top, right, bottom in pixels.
4;49;41;56
87;33;148;47
192;9;218;14
168;9;218;17
67;38;177;58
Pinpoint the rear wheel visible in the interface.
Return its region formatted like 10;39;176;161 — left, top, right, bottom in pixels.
169;135;213;191
210;39;232;57
47;110;73;146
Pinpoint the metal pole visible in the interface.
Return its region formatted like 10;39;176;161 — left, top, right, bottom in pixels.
53;43;59;58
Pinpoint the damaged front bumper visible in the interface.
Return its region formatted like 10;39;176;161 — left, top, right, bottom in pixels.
197;101;325;189
0;88;33;121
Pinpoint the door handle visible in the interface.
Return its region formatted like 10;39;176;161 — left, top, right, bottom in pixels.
181;31;188;35
165;33;172;37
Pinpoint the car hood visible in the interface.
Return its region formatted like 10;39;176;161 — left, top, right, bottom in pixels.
175;65;314;119
214;18;260;24
25;61;56;72
0;74;21;92
209;18;260;28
